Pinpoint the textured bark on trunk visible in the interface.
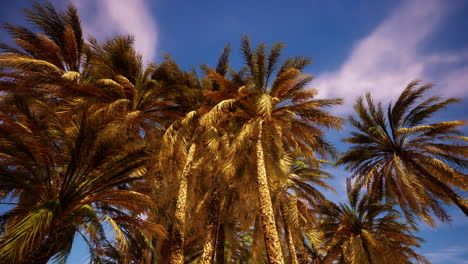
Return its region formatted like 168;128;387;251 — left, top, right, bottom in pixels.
199;191;222;264
256;137;284;264
280;202;299;264
169;142;196;264
199;224;216;264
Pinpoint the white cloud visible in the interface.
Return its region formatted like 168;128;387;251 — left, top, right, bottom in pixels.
424;246;468;264
71;0;158;62
313;0;468;113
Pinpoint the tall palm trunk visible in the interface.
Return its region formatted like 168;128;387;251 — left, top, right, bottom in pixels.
255;135;284;264
169;142;196;264
280;201;299;264
199;190;223;264
216;223;225;264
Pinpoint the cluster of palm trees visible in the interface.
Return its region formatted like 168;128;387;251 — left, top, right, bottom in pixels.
0;3;466;264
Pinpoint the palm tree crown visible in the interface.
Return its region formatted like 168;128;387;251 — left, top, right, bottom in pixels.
319;182;430;264
0;96;164;263
337;81;468;226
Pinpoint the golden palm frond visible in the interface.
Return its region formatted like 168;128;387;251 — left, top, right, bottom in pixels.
338;81;468;224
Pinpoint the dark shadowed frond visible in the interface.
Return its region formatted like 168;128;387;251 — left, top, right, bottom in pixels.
88;36;143;84
1;2;84;72
216;44;232;77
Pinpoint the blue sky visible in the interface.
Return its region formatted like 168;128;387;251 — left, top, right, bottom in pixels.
1;0;467;263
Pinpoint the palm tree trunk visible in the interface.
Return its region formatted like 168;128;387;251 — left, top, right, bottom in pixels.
255;137;285;264
280;202;299;264
216;223;225;264
199;190;222;264
199;212;217;264
169;142;196;264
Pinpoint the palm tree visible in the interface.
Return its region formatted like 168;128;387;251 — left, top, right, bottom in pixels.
337;81;468;226
0;2;84;73
0;96;164;263
205;36;343;264
0;2;184;138
163;111;199;264
277;157;334;264
163;87;236;264
318;181;430;264
196;132;232;264
157;46;238;264
0;2;105;103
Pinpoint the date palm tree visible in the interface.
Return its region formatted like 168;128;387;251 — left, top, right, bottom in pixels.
156;46;235;263
337;81;468;226
0;96;164;264
277;158;334;264
84;37;188;136
0;2;183;137
0;2;84;73
0;2;105;103
318;182;429;264
204;36;343;264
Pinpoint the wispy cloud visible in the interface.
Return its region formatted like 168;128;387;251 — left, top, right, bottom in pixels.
71;0;158;62
313;0;468;113
424;246;468;264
